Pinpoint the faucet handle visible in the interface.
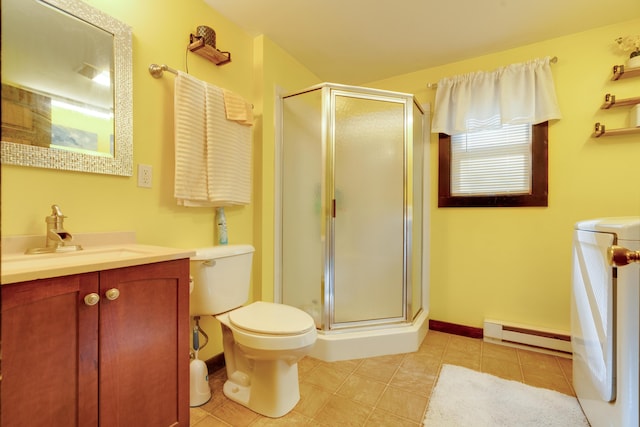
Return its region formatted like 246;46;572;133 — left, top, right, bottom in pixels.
51;204;65;217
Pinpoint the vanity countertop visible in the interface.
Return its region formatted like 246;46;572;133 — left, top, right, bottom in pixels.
1;232;195;285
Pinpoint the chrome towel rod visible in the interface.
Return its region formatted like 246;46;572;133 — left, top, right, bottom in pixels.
149;63;178;78
426;56;558;89
148;63;256;109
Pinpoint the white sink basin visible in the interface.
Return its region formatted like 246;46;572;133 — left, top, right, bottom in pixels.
1;243;195;284
4;247;150;268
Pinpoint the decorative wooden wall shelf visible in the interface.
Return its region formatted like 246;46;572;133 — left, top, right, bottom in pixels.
600;94;640;109
592;64;640;138
592;122;640;138
188;34;231;65
611;65;640;80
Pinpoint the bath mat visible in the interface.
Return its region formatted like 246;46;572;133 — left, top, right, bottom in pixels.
424;364;589;426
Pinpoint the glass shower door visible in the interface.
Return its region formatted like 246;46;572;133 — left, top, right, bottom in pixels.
281;88;324;327
331;92;406;326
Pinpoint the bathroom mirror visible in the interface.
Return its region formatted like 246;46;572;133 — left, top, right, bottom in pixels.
1;0;133;176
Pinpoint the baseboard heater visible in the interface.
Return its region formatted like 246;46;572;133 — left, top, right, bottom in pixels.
483;319;572;354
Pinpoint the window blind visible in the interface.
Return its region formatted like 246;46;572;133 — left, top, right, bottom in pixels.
451;123;532;196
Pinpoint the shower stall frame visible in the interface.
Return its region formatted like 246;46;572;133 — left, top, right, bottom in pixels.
275;83;430;361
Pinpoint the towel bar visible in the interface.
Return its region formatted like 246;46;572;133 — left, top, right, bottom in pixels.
149;63;178;78
149;64;254;109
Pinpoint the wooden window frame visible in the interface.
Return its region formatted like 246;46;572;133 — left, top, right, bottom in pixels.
438;122;548;207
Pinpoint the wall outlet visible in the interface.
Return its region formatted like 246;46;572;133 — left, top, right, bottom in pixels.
137;164;152;188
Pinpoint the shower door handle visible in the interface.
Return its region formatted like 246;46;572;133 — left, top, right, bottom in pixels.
607;245;640;267
332;199;336;218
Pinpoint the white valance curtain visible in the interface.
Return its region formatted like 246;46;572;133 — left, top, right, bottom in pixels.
432;56;561;135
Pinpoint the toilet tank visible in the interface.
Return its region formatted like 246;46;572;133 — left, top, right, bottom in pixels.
189;245;255;316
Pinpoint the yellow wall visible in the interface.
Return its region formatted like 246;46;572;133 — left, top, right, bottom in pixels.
252;36;321;304
367;17;640;332
2;0;638;359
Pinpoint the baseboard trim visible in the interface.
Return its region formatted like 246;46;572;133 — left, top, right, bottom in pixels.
204;353;225;374
429;319;483;339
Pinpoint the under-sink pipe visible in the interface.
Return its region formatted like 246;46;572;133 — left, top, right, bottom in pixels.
192;316;209;354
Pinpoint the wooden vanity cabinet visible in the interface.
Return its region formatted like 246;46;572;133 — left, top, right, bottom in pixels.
1;272;100;427
0;259;190;427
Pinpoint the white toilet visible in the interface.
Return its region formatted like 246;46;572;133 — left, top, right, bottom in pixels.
189;245;317;418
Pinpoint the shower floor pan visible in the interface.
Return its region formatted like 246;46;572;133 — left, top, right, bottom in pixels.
309;310;429;362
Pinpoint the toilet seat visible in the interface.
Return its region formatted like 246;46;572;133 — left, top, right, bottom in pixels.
229;301;315;335
219;301;317;351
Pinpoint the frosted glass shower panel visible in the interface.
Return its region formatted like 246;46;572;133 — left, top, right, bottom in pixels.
282;89;324;326
410;100;424;321
333;94;405;323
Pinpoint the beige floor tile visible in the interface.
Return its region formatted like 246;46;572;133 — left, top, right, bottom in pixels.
326;358;364;373
192;414;233;427
190;407;213;426
365;408;422;426
518;349;564;375
389;366;436;397
482;342;519;363
522;371;575;396
376;386;429;423
557;356;573;380
248;411;312;426
421;330;450;349
400;352;441;375
295;382;333;418
447;335;482;355
312;395;373;426
304;363;352;392
355;354;404;383
481;356;523;382
336;373;387;406
441;348;481;370
298;357;322;379
208;400;260;427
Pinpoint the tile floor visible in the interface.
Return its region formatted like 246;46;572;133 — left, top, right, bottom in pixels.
189;330;576;426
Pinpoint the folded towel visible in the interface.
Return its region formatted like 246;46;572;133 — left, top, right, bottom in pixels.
174;71;208;204
174;71;251;207
204;84;251;205
222;88;253;126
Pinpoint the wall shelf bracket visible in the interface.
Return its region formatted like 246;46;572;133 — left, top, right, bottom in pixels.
188;34;231;66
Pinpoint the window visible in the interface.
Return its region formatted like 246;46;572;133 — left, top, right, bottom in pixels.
438;122;548;207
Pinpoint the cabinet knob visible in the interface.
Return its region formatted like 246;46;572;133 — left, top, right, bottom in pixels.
105;288;120;301
84;293;100;306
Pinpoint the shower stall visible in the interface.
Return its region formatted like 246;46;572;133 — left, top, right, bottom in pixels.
277;83;429;361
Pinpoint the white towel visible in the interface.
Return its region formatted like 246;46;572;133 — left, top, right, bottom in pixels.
174;72;208;204
174;71;251;206
204;84;251;205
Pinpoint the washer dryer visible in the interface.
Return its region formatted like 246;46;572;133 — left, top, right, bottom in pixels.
572;217;639;426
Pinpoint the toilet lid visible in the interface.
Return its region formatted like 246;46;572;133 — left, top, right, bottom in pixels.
229;301;316;335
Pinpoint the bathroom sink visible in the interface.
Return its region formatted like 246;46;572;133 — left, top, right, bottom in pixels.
1;244;195;284
5;247;149;268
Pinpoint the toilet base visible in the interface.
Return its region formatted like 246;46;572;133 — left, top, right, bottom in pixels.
222;358;301;418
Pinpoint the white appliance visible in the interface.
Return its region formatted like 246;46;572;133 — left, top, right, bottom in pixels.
572;217;640;426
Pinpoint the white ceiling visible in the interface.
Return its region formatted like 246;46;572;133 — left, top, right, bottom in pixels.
204;0;640;85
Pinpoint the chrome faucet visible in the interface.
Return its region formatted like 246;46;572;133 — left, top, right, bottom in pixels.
26;205;83;254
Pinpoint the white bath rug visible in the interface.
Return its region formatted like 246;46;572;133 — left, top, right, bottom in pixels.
424;364;589;426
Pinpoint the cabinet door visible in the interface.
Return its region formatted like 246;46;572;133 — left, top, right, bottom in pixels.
1;273;99;427
99;259;189;426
